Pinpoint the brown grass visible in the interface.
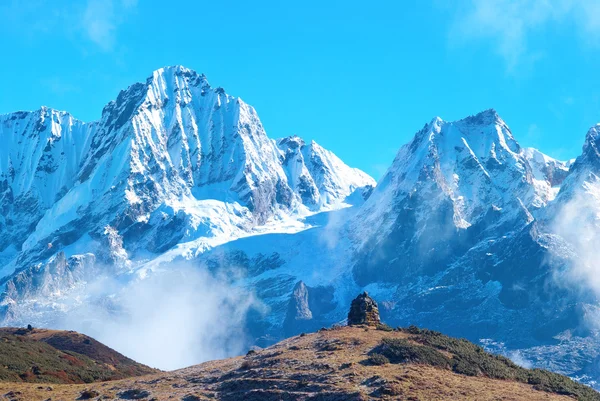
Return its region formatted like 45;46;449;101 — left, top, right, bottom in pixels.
0;326;588;400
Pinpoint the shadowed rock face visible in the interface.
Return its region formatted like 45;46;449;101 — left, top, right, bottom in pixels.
348;292;380;326
283;281;337;336
286;281;312;321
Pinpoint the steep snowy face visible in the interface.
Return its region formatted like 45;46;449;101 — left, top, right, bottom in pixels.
0;65;375;291
276;136;375;209
543;124;600;299
0;108;95;263
522;147;571;205
541;125;600;233
351;110;552;285
552;124;600;202
277;136;320;206
358;110;537;240
75;65;293;229
302;140;376;206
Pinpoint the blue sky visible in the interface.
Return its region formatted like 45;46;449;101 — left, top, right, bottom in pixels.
1;0;600;179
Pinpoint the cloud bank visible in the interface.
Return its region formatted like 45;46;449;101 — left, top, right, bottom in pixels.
551;182;600;296
60;265;260;371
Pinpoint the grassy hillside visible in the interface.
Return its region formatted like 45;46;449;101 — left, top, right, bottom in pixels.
0;325;596;400
0;327;157;384
374;325;599;400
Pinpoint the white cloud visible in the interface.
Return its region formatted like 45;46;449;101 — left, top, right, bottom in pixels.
82;0;137;51
550;179;600;332
451;0;600;70
0;0;136;52
41;77;81;96
59;265;262;370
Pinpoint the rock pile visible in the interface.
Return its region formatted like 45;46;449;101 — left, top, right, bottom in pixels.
347;292;380;326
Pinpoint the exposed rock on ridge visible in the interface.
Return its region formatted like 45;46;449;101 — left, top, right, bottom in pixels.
348;292;380;326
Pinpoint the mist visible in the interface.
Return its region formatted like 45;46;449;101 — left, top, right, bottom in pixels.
58;264;260;371
551;186;600;297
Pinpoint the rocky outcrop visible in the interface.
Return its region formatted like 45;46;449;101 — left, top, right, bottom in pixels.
347;292;380;326
1;252;97;303
283;281;337;336
0;252;100;323
285;281;313;323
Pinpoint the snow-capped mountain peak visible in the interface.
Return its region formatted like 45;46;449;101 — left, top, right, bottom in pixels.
542;123;600;210
0;65;374;281
575;123;600;169
360;110;533;238
522;147;570;204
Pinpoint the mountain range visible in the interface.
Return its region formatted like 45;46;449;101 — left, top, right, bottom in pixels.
1;66;600;387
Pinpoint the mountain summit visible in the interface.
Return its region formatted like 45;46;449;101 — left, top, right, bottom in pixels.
0;66;374;296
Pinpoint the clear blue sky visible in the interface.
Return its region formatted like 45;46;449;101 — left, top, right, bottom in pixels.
2;0;600;179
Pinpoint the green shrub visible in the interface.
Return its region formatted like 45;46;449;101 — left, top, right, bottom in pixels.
385;326;600;401
524;369;600;400
376;323;394;332
407;328;519;380
378;338;451;368
367;353;389;366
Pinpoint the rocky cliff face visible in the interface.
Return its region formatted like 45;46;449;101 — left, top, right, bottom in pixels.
350;110;543;286
276;135;374;209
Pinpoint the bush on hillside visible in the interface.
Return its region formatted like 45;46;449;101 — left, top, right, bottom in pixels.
367;353;389;366
385;326;600;401
378;338;451;368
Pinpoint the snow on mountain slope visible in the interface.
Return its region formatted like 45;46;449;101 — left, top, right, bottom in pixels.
276;135;375;209
550;124;600;206
541;124;600;303
0;108;96;275
350;110;553;285
181;110;582;346
357;110;549;239
0;65;374;313
522;147;571;205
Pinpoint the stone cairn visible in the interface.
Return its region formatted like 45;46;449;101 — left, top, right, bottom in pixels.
347;292;380;326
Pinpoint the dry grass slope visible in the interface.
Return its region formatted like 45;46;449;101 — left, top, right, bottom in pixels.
0;325;596;400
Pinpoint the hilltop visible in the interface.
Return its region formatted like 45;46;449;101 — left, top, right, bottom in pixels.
0;325;596;400
0;327;157;384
